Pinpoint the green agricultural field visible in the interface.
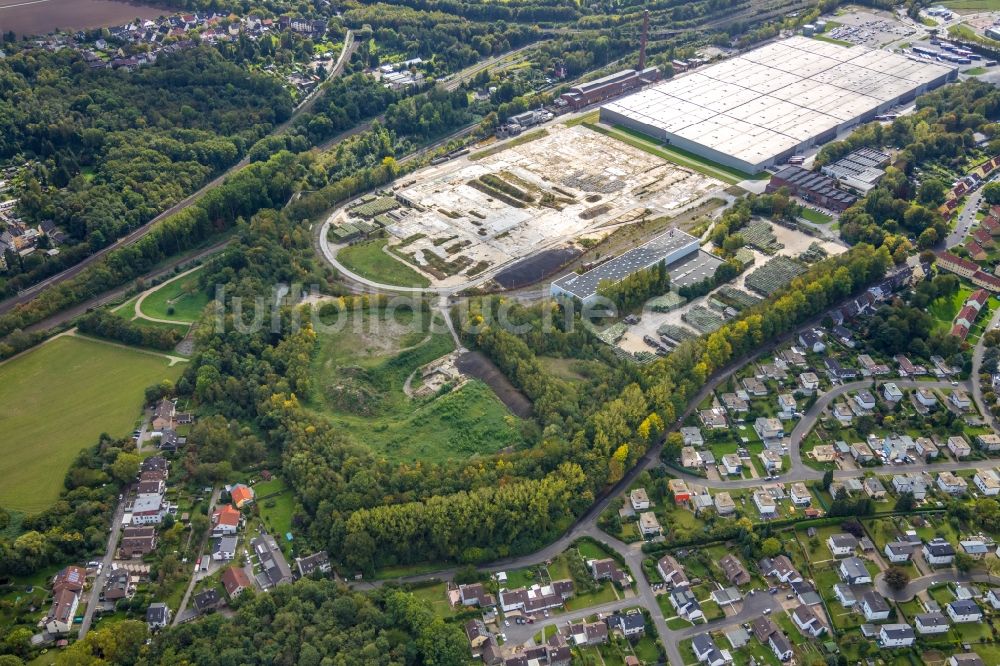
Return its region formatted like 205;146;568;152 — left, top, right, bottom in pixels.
337;239;431;288
139;266;211;322
309;309;523;463
0;335;183;511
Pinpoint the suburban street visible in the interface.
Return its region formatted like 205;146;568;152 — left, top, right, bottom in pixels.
945;184;984;249
78;488;129;638
875;571;1000;603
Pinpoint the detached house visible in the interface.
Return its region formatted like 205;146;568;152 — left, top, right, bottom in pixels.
754;417;784;443
923;538;956;566
861;590;890;621
878;624;915;648
714;491;736;515
777;394;797;419
938;471;968;495
827;534;858;557
853;390;876;411
656;555;689;589
791;604;825;637
719;554;751;586
799;329;826;353
759;555;802;584
975;469;1000;496
947;599;983;623
915;612;949;635
753;490;777;518
798;372;820;392
884;542;914;563
838;557;871;585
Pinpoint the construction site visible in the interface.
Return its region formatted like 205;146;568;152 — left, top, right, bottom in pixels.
323;124;722;288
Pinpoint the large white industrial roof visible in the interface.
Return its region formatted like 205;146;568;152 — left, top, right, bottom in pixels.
603;36;954;169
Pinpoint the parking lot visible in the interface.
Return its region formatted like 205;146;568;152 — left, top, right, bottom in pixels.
825;10;917;48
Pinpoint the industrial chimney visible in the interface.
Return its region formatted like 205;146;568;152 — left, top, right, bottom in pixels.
638;9;649;71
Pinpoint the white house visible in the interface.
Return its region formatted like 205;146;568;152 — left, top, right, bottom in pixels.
882;383;903;402
754;417;784;443
946;599;983;623
638;512;661;537
915;388;937;407
878;624;915;648
827;534;858;557
977;433;1000;452
212;536;238;561
691;633;726;666
986;588;1000;610
681;427;704;447
854;390;876;411
838;557;871;585
768;632;793;661
884;542;913;563
949;436;972;459
937;471;968;495
892;473;929;500
798;372;820;392
721;454;742;476
950;389;972;410
923;538;956;566
790;482;811;506
975;469;1000;496
753;490;777;518
777;393;797;419
630;488;651;511
861;590;891;621
833;583;856;607
791;604;825;637
759;451;782;474
798;329;826;353
915;612;949;635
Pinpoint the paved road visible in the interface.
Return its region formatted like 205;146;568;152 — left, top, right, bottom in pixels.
78;488;129;638
875;570;1000;603
946;183;984;249
172;487;220;626
971;305;1000;430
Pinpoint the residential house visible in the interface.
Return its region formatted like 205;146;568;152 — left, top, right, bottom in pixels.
691;633;728;666
714;491;736;515
212;535;238;561
589;558;631;587
763;363;789;381
567;621;608;647
790;482;811;506
832;402;854;425
892;473;929;500
986;588;1000;609
221;566;252;599
465;619;491;658
977;433;1000;452
147;602;171;631
45;588;80;635
793;580;822;606
798;372;820;392
194;588;222;614
915;437;938;459
777;393;797;419
699;408;728;429
884;542;914;563
854;390;876;411
229;483;255;508
960;536;992;559
130;493;169;525
719;554;751;586
681;447;704;469
499;580;574;614
914;612;949;635
950;389;972;410
721;392;749;415
630;488;651;511
713;586;742;607
799;329;826;353
681;427;705;447
948;436;972;459
947;599;983;623
861;590;891;621
759;450;782;474
882;383;903;402
668;586;703;621
838;557;871;585
295;551;331;578
916;388;938;407
896;355;919;376
781;347;807;367
851;442;875;464
151;398;175;430
825;357;857;380
832;325;855;347
949;655;986;666
833;583;856;607
742;377;768;397
769;631;793;662
812;444;837;462
753;490;777;518
923;538;956;566
827;534;858;557
759;555;802;584
792;604;825;637
754;417;784;443
638;512;661;537
721;454;742;476
669;479;691;503
656;555;689;588
211;504;241;536
751;617;779;644
119;526;157;558
864;476;887;500
458;583;496;608
878;624;915;648
938;471;968;495
975;469;1000;496
606;612;645;638
251;534;294;589
724;627;750;650
100;569;131;603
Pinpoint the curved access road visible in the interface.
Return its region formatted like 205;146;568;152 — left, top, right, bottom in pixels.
875;570;1000;603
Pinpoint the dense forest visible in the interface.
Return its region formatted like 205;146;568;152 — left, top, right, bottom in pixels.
0;46;292;296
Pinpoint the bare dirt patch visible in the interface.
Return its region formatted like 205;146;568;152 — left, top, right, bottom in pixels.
456;351;533;418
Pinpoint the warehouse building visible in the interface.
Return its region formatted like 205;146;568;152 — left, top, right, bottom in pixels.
600;36;955;173
821;148;891;194
558;67;661;110
551;228;700;305
766;166;858;212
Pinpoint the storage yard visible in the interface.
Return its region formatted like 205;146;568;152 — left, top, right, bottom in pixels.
600;35;955;173
324;124;722;288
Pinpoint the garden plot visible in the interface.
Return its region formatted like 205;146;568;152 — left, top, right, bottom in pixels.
327;124;722;287
745;256;808;296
